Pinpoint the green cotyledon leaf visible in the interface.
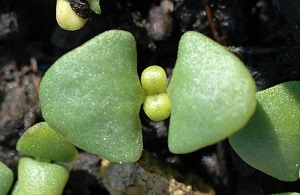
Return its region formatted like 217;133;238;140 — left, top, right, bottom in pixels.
168;31;257;154
0;161;14;195
229;81;300;181
18;157;69;195
39;30;144;163
16;122;78;162
86;0;101;14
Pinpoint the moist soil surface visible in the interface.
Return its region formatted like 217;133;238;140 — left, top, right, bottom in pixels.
1;0;300;194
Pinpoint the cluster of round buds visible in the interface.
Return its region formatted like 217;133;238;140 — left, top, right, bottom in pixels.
141;65;171;121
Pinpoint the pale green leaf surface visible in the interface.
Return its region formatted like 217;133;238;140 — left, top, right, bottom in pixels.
18;157;69;195
168;31;257;154
87;0;101;14
141;65;167;95
229;81;300;181
16;122;78;162
0;161;14;195
143;93;171;121
11;181;22;195
39;30;144;162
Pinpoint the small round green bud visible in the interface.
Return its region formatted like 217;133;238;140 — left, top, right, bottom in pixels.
56;0;88;31
141;65;167;95
143;93;171;121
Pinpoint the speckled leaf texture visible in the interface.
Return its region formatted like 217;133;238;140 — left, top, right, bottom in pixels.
229;81;300;181
39;30;144;163
0;162;14;195
16;122;78;162
18;157;69;195
168;31;257;154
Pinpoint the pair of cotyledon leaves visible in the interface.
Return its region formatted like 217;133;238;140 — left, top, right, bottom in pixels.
39;30;256;162
13;122;76;195
39;30;300;182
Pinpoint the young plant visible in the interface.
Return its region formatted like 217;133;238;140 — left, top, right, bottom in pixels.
14;122;78;194
39;30;256;163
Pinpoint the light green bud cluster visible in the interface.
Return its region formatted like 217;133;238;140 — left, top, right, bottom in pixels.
141;65;171;121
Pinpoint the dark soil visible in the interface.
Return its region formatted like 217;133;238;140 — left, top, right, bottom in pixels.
0;0;300;194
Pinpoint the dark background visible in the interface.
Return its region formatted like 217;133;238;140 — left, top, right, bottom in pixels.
0;0;300;194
